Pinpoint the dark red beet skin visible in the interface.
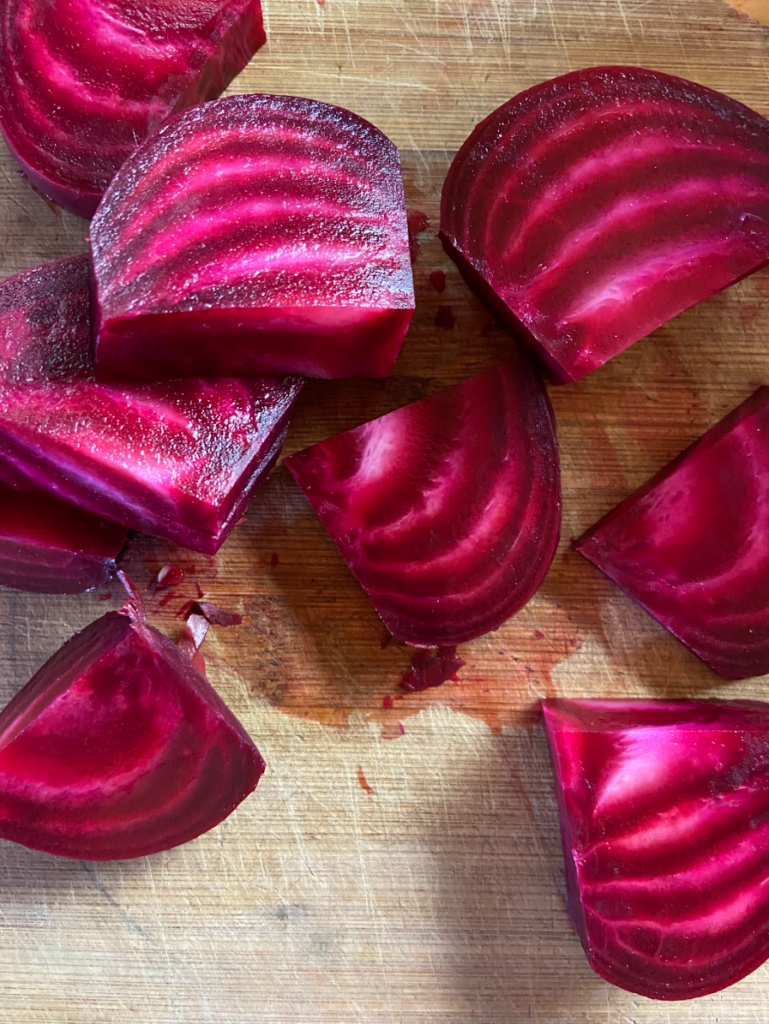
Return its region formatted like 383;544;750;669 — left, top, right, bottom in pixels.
0;0;265;218
441;67;769;383
90;94;415;381
576;388;769;680
284;355;561;647
0;256;302;554
543;698;769;999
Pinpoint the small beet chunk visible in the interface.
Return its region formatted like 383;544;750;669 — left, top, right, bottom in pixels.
0;608;264;860
284;354;561;647
0;0;266;218
91;94;415;381
543;697;769;999
441;67;769;383
575;387;769;680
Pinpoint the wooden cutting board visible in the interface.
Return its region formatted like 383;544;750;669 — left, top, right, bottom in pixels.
1;0;769;1020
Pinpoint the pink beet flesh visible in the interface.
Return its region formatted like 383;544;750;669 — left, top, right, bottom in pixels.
91;94;415;381
543;698;769;999
576;388;769;680
0;0;265;218
0;256;302;553
0;608;264;860
440;67;769;383
285;354;561;647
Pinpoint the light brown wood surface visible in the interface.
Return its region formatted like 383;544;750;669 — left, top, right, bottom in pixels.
2;0;769;1020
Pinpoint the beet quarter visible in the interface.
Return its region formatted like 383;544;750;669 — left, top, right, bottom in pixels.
285;356;560;647
441;67;769;383
90;94;414;381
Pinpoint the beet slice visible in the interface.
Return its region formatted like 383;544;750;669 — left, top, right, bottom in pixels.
90;94;415;381
0;0;265;218
284;356;561;647
543;697;769;999
0;607;264;860
575;388;769;680
440;67;769;383
0;256;302;554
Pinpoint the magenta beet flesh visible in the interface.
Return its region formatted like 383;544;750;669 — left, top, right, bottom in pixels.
0;256;302;554
0;0;265;218
543;697;769;999
90;94;415;381
576;388;769;680
284;356;561;647
0;608;264;860
440;67;769;383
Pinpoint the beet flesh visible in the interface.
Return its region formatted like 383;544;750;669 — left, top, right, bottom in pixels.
284;355;561;647
90;94;415;381
0;255;302;554
576;388;769;680
543;697;769;999
0;0;265;218
441;67;769;383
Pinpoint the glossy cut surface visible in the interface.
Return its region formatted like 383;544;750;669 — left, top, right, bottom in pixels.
441;67;769;382
0;256;302;553
0;0;265;217
91;94;415;381
543;698;769;999
576;387;769;680
0;608;264;860
285;357;561;647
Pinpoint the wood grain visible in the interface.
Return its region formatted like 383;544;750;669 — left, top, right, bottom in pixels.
2;0;769;1020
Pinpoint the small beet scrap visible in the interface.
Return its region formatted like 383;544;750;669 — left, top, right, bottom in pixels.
0;0;265;218
0;607;264;860
0;256;302;554
90;94;415;381
0;485;127;593
285;355;561;647
441;67;769;383
543;698;769;999
576;388;769;680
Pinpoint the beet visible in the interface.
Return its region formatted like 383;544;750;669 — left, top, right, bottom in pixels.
440;67;769;383
0;606;263;860
543;697;769;999
576;388;769;680
0;0;265;218
90;94;415;381
0;256;302;554
284;356;561;647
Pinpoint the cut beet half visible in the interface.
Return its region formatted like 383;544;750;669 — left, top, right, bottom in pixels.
0;606;264;860
90;93;415;381
543;697;769;999
0;0;265;218
440;66;769;383
575;388;769;680
284;355;561;647
0;256;302;554
0;485;127;593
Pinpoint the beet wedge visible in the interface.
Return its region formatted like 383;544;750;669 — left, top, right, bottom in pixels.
0;256;302;554
543;697;769;999
576;388;769;680
440;67;769;383
0;606;264;860
0;0;265;218
90;94;415;381
284;356;561;647
0;485;127;593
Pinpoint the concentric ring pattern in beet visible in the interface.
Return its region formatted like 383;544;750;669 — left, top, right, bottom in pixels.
440;66;769;383
576;387;769;680
284;355;561;647
0;0;265;218
91;93;415;381
543;698;769;1000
